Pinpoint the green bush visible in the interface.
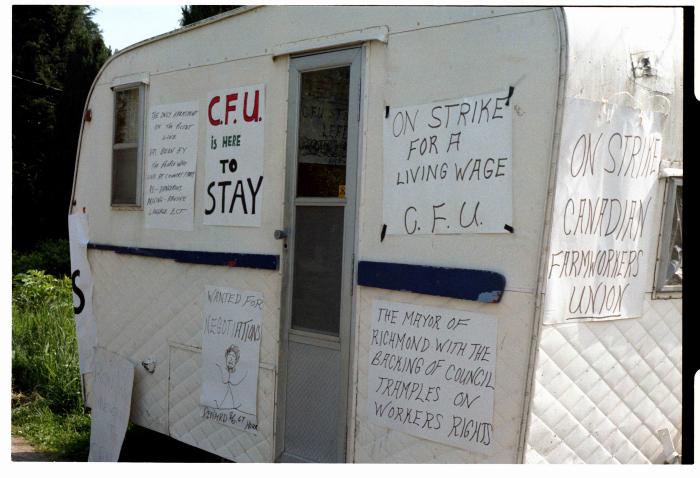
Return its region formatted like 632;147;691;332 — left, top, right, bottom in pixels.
12;270;81;413
12;269;73;313
13;239;71;278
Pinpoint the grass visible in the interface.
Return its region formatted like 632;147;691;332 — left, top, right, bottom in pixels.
11;269;91;460
11;269;224;462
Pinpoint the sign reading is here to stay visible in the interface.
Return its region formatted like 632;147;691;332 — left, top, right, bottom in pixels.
204;85;265;227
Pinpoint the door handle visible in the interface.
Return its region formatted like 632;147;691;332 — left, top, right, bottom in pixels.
274;229;288;240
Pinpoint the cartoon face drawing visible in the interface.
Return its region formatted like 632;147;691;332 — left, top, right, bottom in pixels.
213;344;247;410
225;344;240;373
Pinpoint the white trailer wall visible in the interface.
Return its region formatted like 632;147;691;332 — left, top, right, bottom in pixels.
351;8;563;462
74;6;564;462
523;8;683;464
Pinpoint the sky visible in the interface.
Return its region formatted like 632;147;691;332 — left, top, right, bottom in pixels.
92;4;184;52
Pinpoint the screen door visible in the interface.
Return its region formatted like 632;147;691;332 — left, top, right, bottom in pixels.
277;48;361;463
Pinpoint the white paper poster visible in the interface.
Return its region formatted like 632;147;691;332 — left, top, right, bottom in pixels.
68;212;97;374
144;101;200;230
200;286;263;433
203;85;265;227
543;98;664;324
367;300;498;454
383;90;513;235
88;348;135;462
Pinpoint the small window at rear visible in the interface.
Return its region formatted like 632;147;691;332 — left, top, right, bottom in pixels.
655;177;682;294
111;84;145;206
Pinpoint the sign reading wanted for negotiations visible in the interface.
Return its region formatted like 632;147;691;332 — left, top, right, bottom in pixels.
200;286;263;433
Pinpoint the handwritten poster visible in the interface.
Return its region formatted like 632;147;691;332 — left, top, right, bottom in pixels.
383;90;513;235
367;300;498;454
543;98;664;324
204;85;265;227
68;212;97;374
144;101;199;230
88;348;135;462
200;286;263;433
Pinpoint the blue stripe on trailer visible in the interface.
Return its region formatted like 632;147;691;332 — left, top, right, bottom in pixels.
357;260;505;303
88;243;279;270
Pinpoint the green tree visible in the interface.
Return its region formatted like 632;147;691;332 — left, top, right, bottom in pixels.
12;6;110;252
180;5;240;26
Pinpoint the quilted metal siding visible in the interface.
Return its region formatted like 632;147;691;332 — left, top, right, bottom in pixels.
524;297;682;463
90;249;280;462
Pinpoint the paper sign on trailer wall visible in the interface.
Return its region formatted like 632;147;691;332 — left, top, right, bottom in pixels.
204;84;265;227
144;101;199;230
68;212;97;374
200;286;263;432
543;98;664;324
367;300;498;454
383;90;513;235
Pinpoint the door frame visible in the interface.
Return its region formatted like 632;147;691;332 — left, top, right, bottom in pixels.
275;47;363;462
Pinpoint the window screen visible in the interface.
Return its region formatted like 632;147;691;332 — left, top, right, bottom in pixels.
291;206;344;335
112;85;144;206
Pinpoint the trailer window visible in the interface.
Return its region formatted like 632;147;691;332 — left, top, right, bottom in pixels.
296;66;349;198
111;84;145;206
655;178;682;293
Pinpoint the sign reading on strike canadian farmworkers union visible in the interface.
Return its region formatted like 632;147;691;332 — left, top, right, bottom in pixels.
204;84;265;227
543;98;664;324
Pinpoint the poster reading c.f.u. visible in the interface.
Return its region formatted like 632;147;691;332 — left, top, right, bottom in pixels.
200;286;263;433
204;84;265;227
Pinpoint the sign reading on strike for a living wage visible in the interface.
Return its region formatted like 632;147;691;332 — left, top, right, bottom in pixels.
204;84;265;227
383;89;513;235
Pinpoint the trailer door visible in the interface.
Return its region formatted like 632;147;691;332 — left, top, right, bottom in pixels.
277;48;361;463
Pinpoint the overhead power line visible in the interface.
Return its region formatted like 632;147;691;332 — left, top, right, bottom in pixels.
12;74;63;92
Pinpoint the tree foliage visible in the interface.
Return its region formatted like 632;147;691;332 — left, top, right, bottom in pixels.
180;5;240;26
12;6;111;250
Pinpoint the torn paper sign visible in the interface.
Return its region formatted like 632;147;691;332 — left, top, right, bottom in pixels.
68;212;97;373
88;348;135;462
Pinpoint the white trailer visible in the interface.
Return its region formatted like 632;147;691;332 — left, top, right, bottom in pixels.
70;6;683;463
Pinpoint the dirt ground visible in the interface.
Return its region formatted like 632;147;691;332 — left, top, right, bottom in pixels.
11;435;55;462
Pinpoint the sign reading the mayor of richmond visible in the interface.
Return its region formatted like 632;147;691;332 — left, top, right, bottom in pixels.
368;300;498;454
204;85;265;227
200;286;263;433
383;90;513;235
543;98;664;324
